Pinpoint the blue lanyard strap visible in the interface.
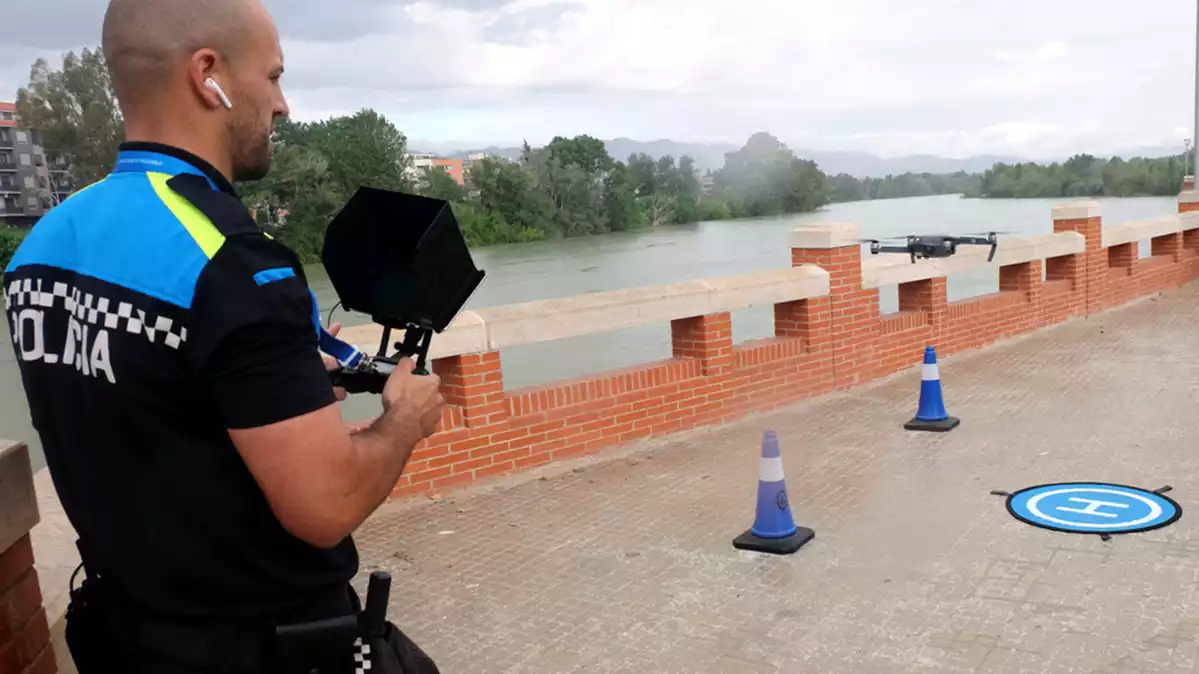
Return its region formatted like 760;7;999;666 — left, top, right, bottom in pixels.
309;289;365;368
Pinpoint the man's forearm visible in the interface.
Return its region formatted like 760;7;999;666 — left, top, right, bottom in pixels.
341;411;424;529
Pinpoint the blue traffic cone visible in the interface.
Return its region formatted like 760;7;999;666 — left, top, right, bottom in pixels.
904;346;960;432
732;431;815;555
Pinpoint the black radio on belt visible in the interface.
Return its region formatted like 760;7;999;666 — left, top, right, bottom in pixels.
321;188;486;394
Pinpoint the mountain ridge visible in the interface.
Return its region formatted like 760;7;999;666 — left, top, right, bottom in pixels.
407;137;1186;179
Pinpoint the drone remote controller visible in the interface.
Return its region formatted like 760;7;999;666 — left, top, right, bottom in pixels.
327;326;433;394
320;186;486;397
329;354;401;395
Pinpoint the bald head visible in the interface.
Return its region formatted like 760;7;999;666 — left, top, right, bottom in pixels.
102;0;290;182
103;0;259;106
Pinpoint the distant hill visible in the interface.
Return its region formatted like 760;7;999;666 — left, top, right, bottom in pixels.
798;151;1025;178
435;138;1023;178
422;137;1188;180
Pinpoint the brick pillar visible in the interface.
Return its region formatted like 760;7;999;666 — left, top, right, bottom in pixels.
433;352;507;429
671;313;733;375
789;222;878;389
897;277;947;334
1184;228;1199;254
1107;243;1136;272
999;260;1042;299
1151;232;1183;262
774;294;830;347
0;441;56;674
1052;201;1106;316
1181;191;1199;214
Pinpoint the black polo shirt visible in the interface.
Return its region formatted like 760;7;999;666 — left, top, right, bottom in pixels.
3;142;357;620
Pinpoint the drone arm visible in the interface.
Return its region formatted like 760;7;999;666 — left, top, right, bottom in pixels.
871;245;916;255
954;236;994;245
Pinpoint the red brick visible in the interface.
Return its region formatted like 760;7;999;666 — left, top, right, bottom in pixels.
0;606;49;674
514;452;553;470
25;645;56;674
0;568;42;642
474;461;516;479
433;473;476;490
450;456;493;475
0;537;33;595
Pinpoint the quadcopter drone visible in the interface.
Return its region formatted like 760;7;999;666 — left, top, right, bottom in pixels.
861;232;1006;264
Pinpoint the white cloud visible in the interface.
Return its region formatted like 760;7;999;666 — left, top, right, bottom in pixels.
2;0;1198;159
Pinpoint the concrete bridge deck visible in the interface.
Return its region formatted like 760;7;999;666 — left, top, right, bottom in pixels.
350;283;1199;674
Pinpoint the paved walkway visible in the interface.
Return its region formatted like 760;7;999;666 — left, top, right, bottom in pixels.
350;283;1199;674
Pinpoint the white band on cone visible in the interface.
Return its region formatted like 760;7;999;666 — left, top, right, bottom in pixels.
922;363;939;381
759;456;786;483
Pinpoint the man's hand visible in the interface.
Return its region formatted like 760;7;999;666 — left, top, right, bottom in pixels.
321;322;347;402
382;358;446;439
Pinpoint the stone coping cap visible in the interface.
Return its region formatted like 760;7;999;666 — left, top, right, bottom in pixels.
0;439;39;555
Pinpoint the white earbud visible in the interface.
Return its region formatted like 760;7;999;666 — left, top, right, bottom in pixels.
204;77;233;110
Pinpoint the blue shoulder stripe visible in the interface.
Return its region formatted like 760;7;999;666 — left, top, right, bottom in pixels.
5;173;217;309
253;267;296;286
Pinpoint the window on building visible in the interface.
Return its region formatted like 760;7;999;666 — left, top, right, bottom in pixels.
0;112;13;121
41;198;52;210
27;196;38;208
38;176;48;189
23;176;34;189
15;131;27;144
20;154;30;166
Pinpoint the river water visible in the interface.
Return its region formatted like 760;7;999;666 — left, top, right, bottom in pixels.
3;194;1177;469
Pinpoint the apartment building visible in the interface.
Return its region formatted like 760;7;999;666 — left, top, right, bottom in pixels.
406;151;465;186
0;102;72;227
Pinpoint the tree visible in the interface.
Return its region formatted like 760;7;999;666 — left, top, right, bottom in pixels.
470;156;555;237
674;156;702;223
240;142;344;261
626;153;657;196
294;109;414;198
417;165;466;202
15;49;124;189
601;161;645;232
545;135;611;175
710;133;833;216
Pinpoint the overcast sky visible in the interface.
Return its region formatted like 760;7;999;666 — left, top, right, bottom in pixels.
2;0;1197;159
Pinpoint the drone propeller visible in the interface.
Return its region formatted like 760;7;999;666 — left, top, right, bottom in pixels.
959;230;1015;238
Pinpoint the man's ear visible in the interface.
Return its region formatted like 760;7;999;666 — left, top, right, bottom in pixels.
188;49;226;110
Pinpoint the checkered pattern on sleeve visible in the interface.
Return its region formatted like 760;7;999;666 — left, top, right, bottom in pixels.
5;278;188;349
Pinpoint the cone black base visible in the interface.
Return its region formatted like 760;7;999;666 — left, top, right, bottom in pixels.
904;415;960;432
732;526;815;555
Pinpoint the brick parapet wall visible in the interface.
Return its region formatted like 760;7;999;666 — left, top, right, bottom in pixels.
368;199;1199;501
0;441;56;674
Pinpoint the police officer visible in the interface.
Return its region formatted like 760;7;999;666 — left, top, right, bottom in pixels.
3;0;446;671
